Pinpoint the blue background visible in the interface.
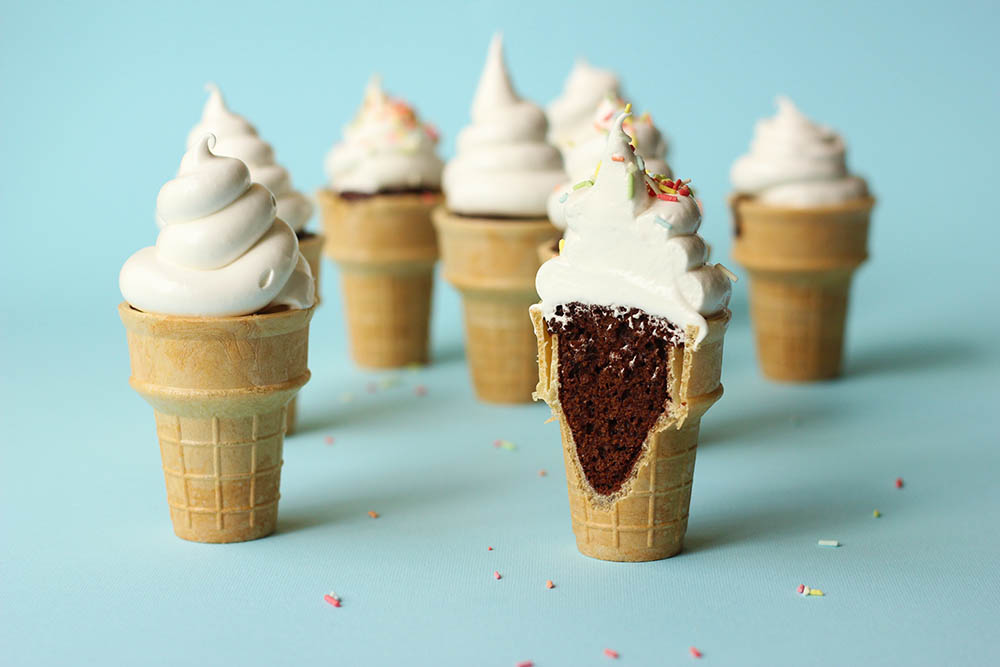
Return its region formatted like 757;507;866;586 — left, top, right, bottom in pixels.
2;1;999;665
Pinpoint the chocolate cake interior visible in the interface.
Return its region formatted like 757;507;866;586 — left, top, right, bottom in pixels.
338;187;439;201
546;302;682;496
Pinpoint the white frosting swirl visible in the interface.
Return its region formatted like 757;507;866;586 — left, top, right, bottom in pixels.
325;75;444;194
547;96;671;230
536;114;732;345
121;136;315;317
186;84;313;232
442;33;565;218
546;60;621;149
730;96;868;207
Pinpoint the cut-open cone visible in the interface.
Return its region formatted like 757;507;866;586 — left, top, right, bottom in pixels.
531;305;729;561
319;189;440;368
434;207;560;403
730;196;874;381
119;303;313;543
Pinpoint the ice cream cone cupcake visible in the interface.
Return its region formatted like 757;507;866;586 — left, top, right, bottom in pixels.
119;136;316;543
546;59;621;150
321;76;444;368
435;33;565;403
187;84;320;432
730;97;875;381
532;113;734;561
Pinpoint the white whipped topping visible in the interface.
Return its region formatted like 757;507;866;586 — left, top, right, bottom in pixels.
325;75;444;194
186;84;313;233
442;33;565;218
121;136;315;317
730;96;868;207
536;114;732;345
547;96;671;230
546;60;621;149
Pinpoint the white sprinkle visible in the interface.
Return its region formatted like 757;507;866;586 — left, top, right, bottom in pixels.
716;263;739;283
818;540;840;548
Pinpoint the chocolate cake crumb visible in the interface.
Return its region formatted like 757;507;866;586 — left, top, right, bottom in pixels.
547;302;682;496
338;187;440;201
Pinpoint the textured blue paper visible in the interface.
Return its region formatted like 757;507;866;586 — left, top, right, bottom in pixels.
2;1;999;665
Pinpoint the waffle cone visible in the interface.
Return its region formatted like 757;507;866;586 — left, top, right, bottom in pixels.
286;231;324;435
433;207;560;403
731;196;874;381
119;303;313;543
531;306;730;561
318;189;440;368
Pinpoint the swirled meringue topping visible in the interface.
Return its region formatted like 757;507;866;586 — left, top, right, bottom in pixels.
546;60;621;150
442;33;565;218
537;113;732;346
730;96;868;207
547;96;671;229
325;75;443;195
121;135;315;317
186;84;314;232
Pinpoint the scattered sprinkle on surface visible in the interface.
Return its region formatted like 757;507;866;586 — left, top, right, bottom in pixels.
818;540;840;547
494;571;501;580
545;580;555;589
323;593;341;608
493;439;517;451
324;436;334;445
873;509;881;518
516;661;534;667
415;385;428;397
368;511;379;519
797;584;825;597
690;646;703;659
604;648;619;659
487;546;493;551
539;470;548;477
896;477;904;488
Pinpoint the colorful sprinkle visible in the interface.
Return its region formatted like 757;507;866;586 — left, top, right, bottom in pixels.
624;103;632;114
572;179;594;190
558;192;568;203
611;154;625;162
493;439;517;451
895;477;904;488
323;593;341;607
716;263;739;283
558;239;565;254
592;160;602;181
546;580;555;589
539;469;548;477
818;540;840;548
324;435;334;445
368;510;379;519
657;193;678;202
626;172;634;199
488;546;494;551
690;647;703;659
604;648;620;659
516;662;534;667
797;584;825;597
415;385;428;397
873;509;881;518
494;571;502;580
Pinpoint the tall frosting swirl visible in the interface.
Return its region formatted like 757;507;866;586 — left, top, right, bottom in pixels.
442;33;565;218
546;60;621;149
547;96;671;229
730;96;868;206
186;84;314;232
325;75;444;194
121;136;315;317
536;113;732;345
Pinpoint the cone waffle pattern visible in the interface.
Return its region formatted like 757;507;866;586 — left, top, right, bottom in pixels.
434;207;560;403
319;189;439;368
532;306;729;561
731;196;874;381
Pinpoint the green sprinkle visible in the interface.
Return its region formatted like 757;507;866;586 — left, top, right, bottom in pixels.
572;180;594;190
626;172;634;199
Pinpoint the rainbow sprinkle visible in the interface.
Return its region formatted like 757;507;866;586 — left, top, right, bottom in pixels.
604;648;620;659
494;571;502;580
572;179;594;190
558;192;568;203
690;647;703;659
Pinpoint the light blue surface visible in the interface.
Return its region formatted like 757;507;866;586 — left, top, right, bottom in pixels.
2;1;999;665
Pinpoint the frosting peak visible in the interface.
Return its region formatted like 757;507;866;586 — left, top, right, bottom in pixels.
187;84;313;232
325;75;444;195
442;33;565;218
536;114;732;345
730;96;868;206
120;135;315;317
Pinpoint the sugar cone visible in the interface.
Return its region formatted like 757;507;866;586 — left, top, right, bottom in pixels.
434;207;560;403
531;306;730;561
119;303;314;543
730;196;874;381
318;189;440;368
285;231;324;435
537;238;559;265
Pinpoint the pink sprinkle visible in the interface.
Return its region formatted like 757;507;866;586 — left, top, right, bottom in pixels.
494;571;502;580
493;439;502;448
604;648;619;659
895;477;904;488
796;584;806;594
324;436;334;445
517;662;534;667
323;594;341;607
415;385;428;397
488;546;494;551
690;647;703;659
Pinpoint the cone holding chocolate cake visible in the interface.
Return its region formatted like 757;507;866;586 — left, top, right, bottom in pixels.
730;97;874;381
532;113;733;561
436;34;565;402
322;76;444;368
119;136;316;542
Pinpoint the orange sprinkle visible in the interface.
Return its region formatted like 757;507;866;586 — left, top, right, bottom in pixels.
546;580;555;589
368;511;379;519
604;648;619;659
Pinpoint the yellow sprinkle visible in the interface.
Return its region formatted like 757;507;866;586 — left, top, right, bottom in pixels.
809;589;825;596
624;102;632;114
658;183;677;194
592;160;601;181
873;509;881;518
558;239;565;254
